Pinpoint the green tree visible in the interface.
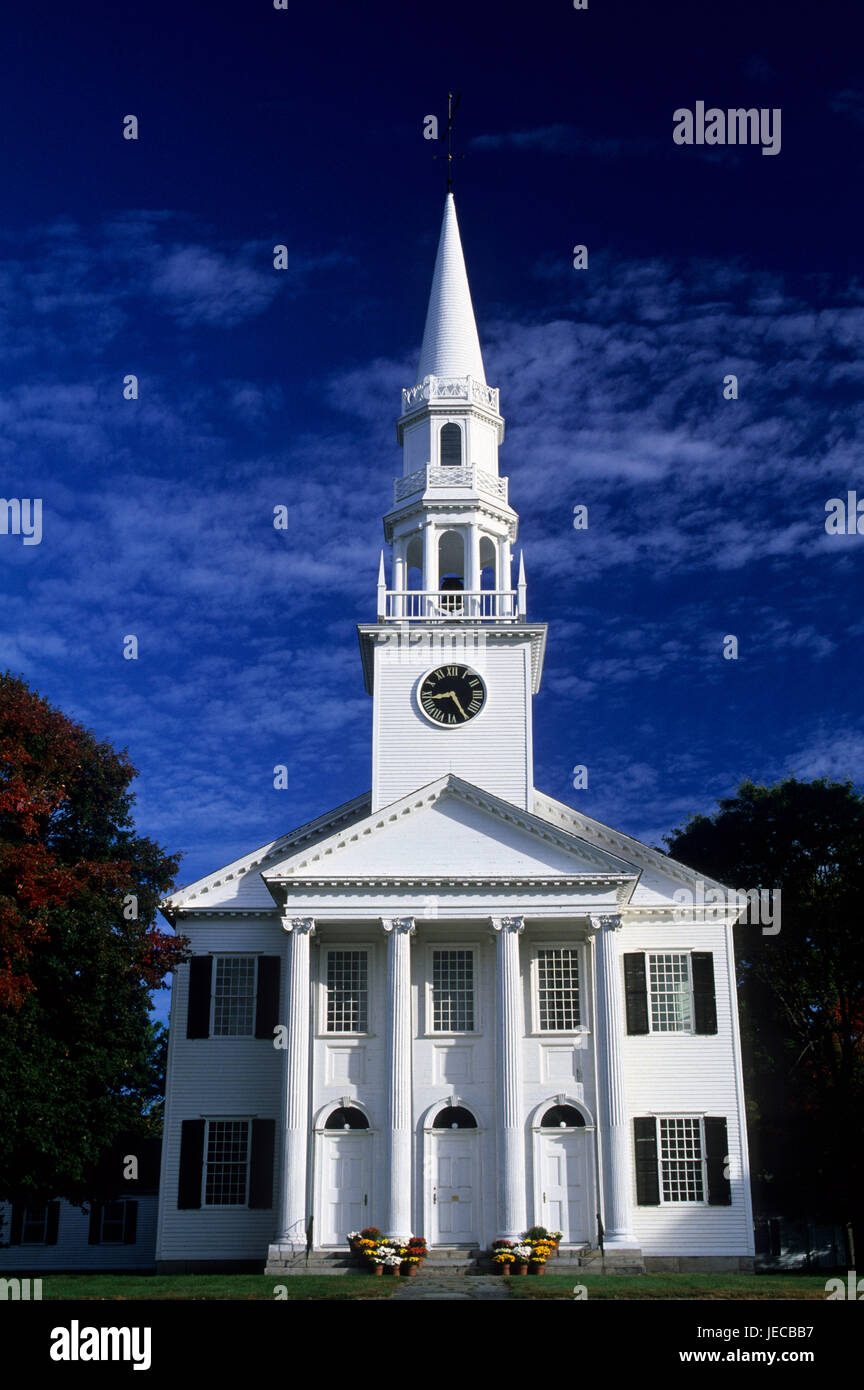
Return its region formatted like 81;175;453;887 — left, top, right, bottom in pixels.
0;672;187;1204
665;776;864;1245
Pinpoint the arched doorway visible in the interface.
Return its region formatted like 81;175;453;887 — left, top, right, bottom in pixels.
315;1104;373;1247
531;1100;596;1245
423;1101;481;1248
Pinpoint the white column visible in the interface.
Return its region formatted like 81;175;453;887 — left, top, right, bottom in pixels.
393;546;405;619
490;916;526;1237
590;913;637;1248
381;917;415;1236
422;522;438;614
467;526;481;616
271;916;315;1254
497;536;511;617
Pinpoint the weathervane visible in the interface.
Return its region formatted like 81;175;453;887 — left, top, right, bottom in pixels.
434;91;464;191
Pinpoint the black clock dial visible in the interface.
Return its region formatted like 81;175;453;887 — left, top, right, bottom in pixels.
418;664;486;726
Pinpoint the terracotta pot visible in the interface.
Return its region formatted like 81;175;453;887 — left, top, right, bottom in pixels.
371;1265;383;1275
529;1263;546;1275
513;1263;528;1275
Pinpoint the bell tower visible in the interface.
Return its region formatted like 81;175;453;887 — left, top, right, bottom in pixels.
358;194;546;812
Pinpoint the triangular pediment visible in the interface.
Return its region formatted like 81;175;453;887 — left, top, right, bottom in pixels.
261;775;638;885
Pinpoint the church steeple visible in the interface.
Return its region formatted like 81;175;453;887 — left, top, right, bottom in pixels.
358;192;547;814
417;193;486;384
383;193;517;623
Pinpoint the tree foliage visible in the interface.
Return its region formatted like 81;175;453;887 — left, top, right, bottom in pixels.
665;776;864;1230
0;672;187;1203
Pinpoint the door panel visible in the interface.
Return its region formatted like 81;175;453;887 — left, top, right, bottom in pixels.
432;1135;477;1244
541;1133;588;1243
321;1135;369;1246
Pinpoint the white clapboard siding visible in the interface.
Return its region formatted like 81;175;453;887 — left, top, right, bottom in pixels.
156;920;285;1262
373;642;532;811
0;1198;158;1272
620;921;754;1255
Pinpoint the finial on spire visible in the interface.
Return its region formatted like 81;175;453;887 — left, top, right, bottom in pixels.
433;92;464;192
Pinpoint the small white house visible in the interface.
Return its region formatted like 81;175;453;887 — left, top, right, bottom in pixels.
156;195;755;1273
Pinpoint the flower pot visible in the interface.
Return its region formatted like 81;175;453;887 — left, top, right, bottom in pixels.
404;1264;419;1276
371;1265;383;1276
493;1265;511;1276
513;1263;528;1276
529;1263;546;1275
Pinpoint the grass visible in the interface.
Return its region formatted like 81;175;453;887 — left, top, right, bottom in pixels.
17;1270;833;1300
34;1273;398;1300
508;1272;832;1300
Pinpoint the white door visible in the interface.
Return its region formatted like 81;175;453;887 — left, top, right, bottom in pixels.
540;1132;589;1243
431;1133;477;1245
319;1134;370;1246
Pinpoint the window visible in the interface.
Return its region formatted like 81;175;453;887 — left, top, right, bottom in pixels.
440;422;462;467
659;1117;704;1202
625;951;717;1036
634;1115;731;1207
536;947;580;1030
100;1200;126;1243
326;950;368;1033
178;1117;275;1211
324;1106;369;1130
649;953;692;1032
432;1106;477;1129
204;1120;250;1206
541;1105;585;1128
212;956;256;1036
22;1205;48;1243
432;949;474;1032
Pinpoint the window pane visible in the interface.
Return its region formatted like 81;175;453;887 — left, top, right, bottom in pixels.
22;1205;47;1243
432;950;474;1031
205;1120;249;1206
326;951;368;1033
213;956;256;1036
537;947;580;1030
101;1200;125;1243
649;953;691;1032
659;1118;704;1202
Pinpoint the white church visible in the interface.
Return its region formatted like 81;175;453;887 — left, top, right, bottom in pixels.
156;194;755;1273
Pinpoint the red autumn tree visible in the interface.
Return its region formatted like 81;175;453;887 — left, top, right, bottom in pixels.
0;672;187;1202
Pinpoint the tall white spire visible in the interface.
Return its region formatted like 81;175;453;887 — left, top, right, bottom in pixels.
416;193;486;384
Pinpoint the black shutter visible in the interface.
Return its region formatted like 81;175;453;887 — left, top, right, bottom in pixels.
45;1201;60;1245
634;1117;660;1205
178;1119;206;1209
692;952;717;1034
624;953;649;1034
123;1200;139;1244
88;1202;101;1244
9;1205;23;1244
704;1117;732;1205
255;957;280;1040
248;1119;275;1209
187;956;213;1039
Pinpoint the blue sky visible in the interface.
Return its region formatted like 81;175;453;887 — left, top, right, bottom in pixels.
1;0;862;1024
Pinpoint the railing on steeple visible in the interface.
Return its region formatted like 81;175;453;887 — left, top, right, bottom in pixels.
400;373;499;416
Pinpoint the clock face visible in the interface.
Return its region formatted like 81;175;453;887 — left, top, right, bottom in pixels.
418;664;487;726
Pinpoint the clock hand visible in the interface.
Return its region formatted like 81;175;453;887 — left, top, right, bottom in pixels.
450;693;468;719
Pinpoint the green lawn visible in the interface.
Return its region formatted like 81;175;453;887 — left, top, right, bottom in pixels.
509;1272;832;1300
35;1273;398;1300
20;1270;837;1300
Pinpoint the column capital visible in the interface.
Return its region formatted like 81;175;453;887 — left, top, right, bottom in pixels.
381;916;416;935
281;916;316;935
489;915;524;935
588;913;622;933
